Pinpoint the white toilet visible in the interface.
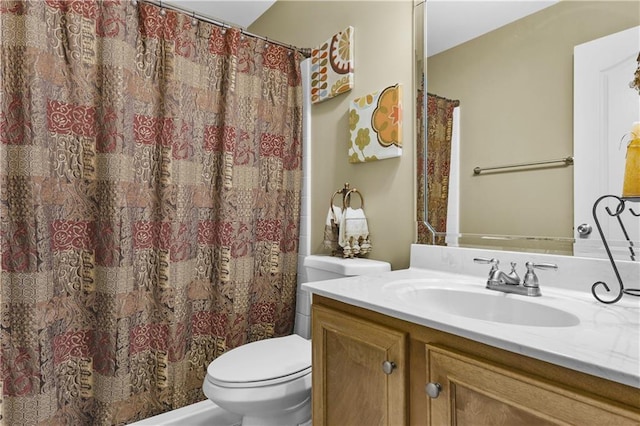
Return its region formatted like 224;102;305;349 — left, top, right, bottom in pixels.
202;255;391;426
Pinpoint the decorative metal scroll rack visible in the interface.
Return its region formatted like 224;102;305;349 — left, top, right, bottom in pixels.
591;195;640;304
473;156;574;175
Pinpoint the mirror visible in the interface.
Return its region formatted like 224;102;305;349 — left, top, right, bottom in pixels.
416;0;640;257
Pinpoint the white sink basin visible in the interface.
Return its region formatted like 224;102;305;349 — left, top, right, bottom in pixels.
386;280;581;327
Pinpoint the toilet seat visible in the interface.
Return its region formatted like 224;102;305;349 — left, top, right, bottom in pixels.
206;334;311;388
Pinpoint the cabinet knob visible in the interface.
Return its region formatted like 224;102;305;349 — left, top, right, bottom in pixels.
426;382;442;398
382;360;396;375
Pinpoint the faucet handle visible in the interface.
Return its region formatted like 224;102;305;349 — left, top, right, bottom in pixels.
474;258;500;282
523;262;558;288
473;257;499;267
474;257;499;274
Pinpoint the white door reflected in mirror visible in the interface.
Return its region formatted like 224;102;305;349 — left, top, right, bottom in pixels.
573;25;640;260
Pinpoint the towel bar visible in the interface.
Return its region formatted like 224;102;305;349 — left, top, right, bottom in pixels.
473;156;573;175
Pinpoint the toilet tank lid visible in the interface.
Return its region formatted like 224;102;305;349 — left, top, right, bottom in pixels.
303;255;391;276
207;334;311;385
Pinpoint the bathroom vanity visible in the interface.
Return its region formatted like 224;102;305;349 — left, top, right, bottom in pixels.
303;245;640;425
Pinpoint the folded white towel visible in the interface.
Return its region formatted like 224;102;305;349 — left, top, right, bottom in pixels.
326;205;342;226
323;205;342;251
339;207;372;257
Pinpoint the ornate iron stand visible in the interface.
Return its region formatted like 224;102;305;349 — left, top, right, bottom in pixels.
591;195;640;304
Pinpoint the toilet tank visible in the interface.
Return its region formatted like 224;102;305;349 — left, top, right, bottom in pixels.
303;255;391;282
295;255;390;338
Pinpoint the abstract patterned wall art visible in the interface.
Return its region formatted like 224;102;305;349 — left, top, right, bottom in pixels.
311;26;354;104
349;84;403;163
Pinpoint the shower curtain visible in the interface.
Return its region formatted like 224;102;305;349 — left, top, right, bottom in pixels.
0;1;303;424
416;89;459;245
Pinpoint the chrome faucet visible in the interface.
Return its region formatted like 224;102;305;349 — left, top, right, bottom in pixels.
473;258;557;297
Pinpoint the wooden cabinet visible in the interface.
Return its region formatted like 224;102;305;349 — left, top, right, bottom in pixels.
426;344;639;426
311;304;407;426
311;295;640;426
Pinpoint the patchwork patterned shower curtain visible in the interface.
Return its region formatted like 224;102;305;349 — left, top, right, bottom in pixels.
0;1;303;424
416;90;459;245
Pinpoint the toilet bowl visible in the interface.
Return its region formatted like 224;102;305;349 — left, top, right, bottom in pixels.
203;255;391;425
203;334;311;426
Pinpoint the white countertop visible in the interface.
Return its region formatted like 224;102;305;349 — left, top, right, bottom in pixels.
303;246;640;389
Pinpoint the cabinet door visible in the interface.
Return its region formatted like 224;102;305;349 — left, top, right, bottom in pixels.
312;304;407;426
426;344;640;426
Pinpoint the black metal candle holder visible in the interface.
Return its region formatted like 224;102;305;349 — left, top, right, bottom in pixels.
591;195;640;304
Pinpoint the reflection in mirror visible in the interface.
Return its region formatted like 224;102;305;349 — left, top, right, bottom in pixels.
416;0;640;259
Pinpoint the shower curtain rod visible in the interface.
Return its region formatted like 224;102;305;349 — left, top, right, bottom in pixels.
138;0;312;57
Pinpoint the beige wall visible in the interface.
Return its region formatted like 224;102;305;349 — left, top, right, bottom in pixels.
250;1;416;269
427;1;639;246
